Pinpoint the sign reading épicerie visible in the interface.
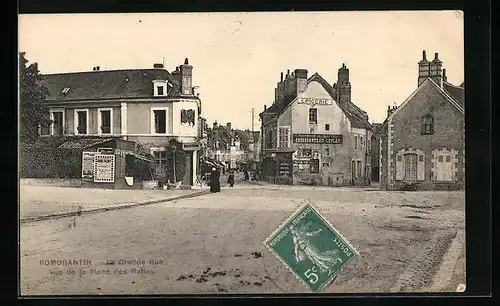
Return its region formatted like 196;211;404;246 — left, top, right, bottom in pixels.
297;98;334;106
293;134;343;144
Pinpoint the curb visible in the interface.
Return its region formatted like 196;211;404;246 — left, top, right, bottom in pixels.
429;230;466;292
20;190;210;224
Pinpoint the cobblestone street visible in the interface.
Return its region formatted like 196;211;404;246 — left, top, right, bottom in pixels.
20;184;465;295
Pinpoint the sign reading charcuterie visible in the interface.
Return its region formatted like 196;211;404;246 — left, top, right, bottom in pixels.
297;98;334;106
293;134;343;144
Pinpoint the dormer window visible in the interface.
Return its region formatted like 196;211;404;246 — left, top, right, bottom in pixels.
61;87;70;94
153;80;168;96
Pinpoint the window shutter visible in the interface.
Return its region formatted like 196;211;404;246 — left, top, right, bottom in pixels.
395;153;404;180
417;153;425;181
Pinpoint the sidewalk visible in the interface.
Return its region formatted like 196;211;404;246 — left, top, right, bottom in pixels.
20;185;208;223
245;179;379;191
442;241;466;292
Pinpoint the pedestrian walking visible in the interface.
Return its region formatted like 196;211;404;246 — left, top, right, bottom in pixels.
210;167;221;193
227;171;235;187
243;169;249;181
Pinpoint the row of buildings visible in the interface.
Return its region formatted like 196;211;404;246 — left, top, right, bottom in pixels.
32;57;260;188
259;50;464;190
31;50;464;190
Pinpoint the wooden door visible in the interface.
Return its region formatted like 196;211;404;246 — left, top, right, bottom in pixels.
182;151;193;186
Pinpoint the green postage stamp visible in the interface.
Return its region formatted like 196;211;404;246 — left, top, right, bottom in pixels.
264;203;358;292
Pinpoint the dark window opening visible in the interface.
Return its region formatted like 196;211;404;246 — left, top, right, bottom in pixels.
52;111;64;135
100;110;111;134
418;155;424;162
157;86;164;96
77;111;87;134
325;124;330;131
309;108;317;124
154;110;167;134
310;159;319;173
357;161;362;177
421;114;434;135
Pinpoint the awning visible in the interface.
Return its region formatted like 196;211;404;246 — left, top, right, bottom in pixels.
215;161;226;168
203;160;217;167
58;138;115;149
127;152;155;163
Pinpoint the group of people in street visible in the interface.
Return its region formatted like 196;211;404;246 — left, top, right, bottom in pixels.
208;167;261;193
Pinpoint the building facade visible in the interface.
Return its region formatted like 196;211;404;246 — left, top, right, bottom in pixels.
205;122;257;170
260;65;372;186
376;51;465;190
39;58;203;186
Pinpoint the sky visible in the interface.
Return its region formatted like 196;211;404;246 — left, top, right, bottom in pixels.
19;11;464;131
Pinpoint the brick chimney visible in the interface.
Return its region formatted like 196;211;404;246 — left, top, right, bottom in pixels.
418;50;430;86
387;105;398;117
336;63;351;105
430;52;443;88
179;58;193;95
227;122;232;132
294;69;308;94
171;66;181;84
153;63;164;69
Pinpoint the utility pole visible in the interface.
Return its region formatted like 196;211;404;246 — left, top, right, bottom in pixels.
251;108;255;133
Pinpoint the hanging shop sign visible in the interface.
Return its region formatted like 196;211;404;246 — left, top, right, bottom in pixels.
297;98;334;106
182;142;201;151
97;147;115;154
293;134;343;144
82;151;99;179
93;154;115;183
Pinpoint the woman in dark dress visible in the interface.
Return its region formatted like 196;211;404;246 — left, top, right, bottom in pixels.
228;171;235;187
210;167;221;193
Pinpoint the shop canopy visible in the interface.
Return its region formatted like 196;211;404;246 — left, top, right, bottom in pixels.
127;152;155;163
58;138;115;149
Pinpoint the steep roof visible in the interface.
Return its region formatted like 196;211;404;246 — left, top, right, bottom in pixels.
261;72;371;129
443;81;465;108
41;68;197;101
389;78;464;122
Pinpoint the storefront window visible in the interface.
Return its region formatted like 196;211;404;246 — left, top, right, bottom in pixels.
310;159;320;173
298;148;312;158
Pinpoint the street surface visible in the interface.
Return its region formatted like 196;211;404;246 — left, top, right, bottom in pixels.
20;183;465;295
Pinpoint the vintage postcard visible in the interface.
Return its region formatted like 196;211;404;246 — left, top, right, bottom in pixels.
18;11;465;295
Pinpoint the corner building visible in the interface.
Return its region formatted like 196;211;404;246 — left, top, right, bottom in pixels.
260;65;372;186
376;51;465;190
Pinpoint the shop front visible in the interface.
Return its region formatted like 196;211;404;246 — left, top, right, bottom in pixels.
261;149;294;185
291;133;347;186
59;137;155;189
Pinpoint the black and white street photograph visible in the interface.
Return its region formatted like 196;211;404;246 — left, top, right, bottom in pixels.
18;11;466;295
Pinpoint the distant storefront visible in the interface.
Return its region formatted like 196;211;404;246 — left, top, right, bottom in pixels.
260;66;372;186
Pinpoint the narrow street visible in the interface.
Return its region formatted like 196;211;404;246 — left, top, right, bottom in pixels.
20;184;465;295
